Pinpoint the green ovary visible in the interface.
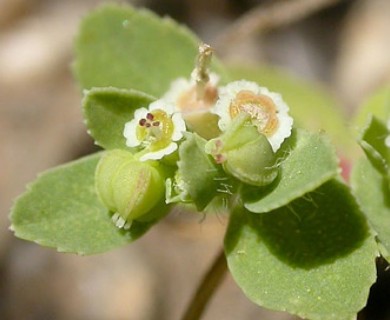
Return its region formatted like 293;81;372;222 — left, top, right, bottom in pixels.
136;109;175;151
95;149;165;223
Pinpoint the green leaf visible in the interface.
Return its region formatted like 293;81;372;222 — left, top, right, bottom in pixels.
359;116;389;175
74;4;228;96
225;180;378;320
83;87;155;150
243;129;339;213
351;157;390;261
228;64;358;160
10;153;159;255
177;133;225;211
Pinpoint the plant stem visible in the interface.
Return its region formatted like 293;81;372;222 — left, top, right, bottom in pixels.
181;249;228;320
215;0;344;53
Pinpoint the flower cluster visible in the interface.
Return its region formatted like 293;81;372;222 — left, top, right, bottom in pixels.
97;44;294;229
123;52;293;161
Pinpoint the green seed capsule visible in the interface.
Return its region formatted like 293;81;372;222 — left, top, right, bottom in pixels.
95;149;165;229
205;114;279;186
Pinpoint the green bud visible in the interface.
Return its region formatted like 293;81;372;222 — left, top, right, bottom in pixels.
95;149;165;229
205;114;278;186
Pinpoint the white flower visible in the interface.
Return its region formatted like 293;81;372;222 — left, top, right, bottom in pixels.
159;74;221;140
162;73;219;113
213;80;293;152
123;99;186;161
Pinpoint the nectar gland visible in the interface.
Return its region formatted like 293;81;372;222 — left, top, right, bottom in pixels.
229;90;279;137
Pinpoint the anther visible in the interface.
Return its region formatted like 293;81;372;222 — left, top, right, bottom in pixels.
153;121;160;126
146;113;154;120
139;119;147;126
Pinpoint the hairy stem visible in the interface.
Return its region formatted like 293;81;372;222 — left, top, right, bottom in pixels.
181;249;228;320
215;0;344;53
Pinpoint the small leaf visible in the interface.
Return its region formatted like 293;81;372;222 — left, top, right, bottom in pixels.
351;157;390;261
359;115;389;175
74;4;228;95
243;129;339;213
177;133;225;211
83;87;155;150
225;180;378;320
10;153;161;255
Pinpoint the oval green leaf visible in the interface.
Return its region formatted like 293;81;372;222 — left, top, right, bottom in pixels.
74;4;228;95
225;180;378;320
10;153;161;255
351;157;390;261
83;87;155;150
243;129;339;213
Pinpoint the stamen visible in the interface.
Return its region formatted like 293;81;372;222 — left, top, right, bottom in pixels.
146;113;154;120
116;216;126;228
145;123;151;128
112;212;120;223
123;221;132;230
153;121;160;127
139;118;147;126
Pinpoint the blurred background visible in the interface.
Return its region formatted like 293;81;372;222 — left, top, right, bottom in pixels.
1;0;390;319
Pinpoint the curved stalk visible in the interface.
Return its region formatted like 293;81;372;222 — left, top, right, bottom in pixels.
215;0;343;53
181;249;228;320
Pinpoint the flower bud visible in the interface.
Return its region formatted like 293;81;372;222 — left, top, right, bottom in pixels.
95;149;165;229
205;114;279;187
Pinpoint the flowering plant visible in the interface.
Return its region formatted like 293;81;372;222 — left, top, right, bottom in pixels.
10;4;390;320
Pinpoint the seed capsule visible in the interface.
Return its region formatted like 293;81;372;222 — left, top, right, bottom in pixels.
205;114;279;187
95;149;165;229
